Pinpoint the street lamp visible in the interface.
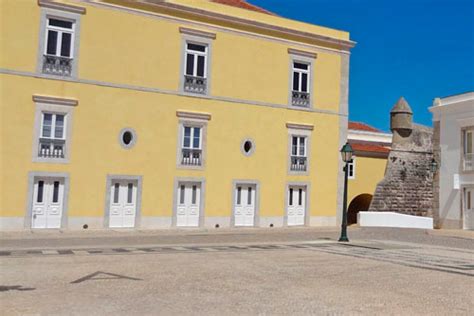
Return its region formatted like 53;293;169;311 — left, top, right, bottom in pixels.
339;142;354;242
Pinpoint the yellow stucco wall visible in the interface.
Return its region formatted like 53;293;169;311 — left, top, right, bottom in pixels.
0;0;350;226
348;156;387;203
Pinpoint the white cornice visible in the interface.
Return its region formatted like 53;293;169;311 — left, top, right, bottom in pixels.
38;0;86;14
179;27;216;39
286;123;314;131
176;110;211;121
32;94;78;106
287;48;317;59
348;129;392;144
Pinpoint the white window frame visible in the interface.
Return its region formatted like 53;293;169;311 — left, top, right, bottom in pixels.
288;49;317;108
184;42;208;78
37;7;83;77
182;126;202;150
291;136;307;158
40;112;67;140
32;96;76;163
348;157;356;179
176;111;210;170
286;124;313;175
44;17;75;58
179;28;215;96
292;62;310;93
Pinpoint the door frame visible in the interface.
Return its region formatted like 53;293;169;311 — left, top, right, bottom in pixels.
284;181;310;227
104;175;143;228
462;185;474;230
172;177;206;227
25;171;70;229
231;180;260;227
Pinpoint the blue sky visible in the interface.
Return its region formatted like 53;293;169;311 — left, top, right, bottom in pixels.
250;0;474;131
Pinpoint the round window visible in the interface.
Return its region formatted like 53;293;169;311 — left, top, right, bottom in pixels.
241;139;255;156
119;128;137;149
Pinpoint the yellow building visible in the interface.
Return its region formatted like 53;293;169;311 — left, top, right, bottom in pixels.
0;0;355;230
347;122;392;225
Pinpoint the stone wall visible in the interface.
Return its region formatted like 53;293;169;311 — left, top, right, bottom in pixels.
369;124;435;217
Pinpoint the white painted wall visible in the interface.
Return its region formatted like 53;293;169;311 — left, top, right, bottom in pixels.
358;212;433;229
430;92;474;229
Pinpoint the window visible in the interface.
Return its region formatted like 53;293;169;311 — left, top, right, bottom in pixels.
52;181;60;203
237;186;242;205
181;126;202;166
290;136;307;171
38;113;66;158
183;42;208;94
463;129;473;171
241;139;255;156
42;17;75;76
37;181;44;203
127;183;133;204
348;158;356;179
113;183;120;203
291;62;310;107
119;128;137;149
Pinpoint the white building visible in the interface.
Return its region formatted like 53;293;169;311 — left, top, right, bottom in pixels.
430;92;474;230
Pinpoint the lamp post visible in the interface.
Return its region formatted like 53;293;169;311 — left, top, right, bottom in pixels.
339;142;354;242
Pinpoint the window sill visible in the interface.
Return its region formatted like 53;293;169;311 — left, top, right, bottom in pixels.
33;157;69;164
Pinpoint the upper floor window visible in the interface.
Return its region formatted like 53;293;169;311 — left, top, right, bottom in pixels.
288;49;316;108
42;18;75;76
463;129;473;171
292;62;310;107
183;43;208;94
39;113;66;158
348;158;356;179
290;136;307;172
181;126;202;166
32;95;77;163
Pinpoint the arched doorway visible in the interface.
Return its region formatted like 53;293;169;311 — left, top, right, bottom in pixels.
348;194;373;225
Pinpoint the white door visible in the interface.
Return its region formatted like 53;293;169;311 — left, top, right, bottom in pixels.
31;178;64;229
287;186;306;226
109;180;137;228
176;183;200;227
464;188;474;230
234;185;256;226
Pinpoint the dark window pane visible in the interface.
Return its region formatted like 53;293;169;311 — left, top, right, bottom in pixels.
187;43;206;52
294;62;308;70
183;127;191;148
186;54;194;75
113;183;119;203
127;183;133;203
60;33;72;57
122;131;133;145
37;181;44;203
292;72;299;91
298;189;303;206
192;185;197;204
197;55;205;77
53;181;60;203
237;187;241;205
289;188;293;206
46;30;58;55
247;187;252;205
49;19;73;29
301;73;308;92
180;185;185;204
193;128;200;148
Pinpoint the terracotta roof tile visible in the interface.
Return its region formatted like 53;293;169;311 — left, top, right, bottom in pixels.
210;0;275;15
350;142;390;154
348;121;381;133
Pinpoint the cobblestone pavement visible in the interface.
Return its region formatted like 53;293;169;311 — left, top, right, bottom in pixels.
1;228;473;315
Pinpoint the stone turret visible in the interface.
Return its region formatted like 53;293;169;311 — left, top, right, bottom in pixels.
390;97;413;145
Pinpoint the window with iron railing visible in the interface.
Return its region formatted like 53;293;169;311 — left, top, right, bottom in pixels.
291;62;310;107
42;18;75;76
290;136;307;171
181;126;202;166
183;43;207;94
38;113;66;158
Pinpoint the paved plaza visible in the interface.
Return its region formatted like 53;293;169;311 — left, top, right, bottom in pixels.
1;227;473;315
